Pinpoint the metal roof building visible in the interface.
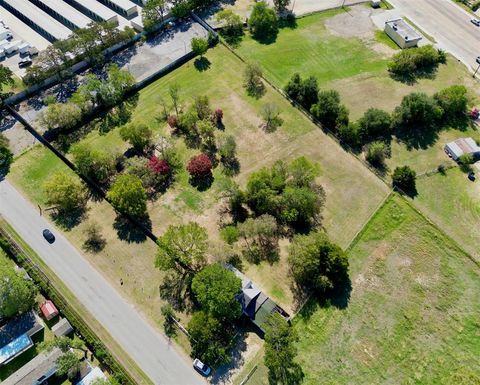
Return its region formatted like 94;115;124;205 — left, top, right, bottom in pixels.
98;0;138;18
445;137;480;161
0;0;72;41
64;0;119;24
28;0;93;30
384;18;422;49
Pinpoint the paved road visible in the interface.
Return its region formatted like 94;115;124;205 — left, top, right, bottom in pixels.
0;180;204;385
388;0;480;71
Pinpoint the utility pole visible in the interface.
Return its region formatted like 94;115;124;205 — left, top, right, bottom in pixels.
474;63;480;78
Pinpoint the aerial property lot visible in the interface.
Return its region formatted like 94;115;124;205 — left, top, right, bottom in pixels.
242;195;480;385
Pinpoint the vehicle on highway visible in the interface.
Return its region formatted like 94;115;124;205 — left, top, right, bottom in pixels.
476;56;480;65
42;229;55;243
471;19;480;26
193;359;211;376
18;58;32;68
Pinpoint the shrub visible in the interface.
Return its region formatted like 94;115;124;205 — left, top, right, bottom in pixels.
365;141;389;167
244;62;264;97
433;85;468;122
220;225;240;244
213;108;223;125
148;156;171;175
191;37;209;57
392;165;416;193
388;45;445;77
187;154;213;178
310;90;349;131
284;73;319;110
358;108;392;141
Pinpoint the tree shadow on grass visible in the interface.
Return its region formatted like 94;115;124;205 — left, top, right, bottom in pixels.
390;64;440;85
394;124;440;151
210;330;248;385
194;57;211;72
113;214;151;243
189;173;214;191
50;207;88;231
159;271;193;312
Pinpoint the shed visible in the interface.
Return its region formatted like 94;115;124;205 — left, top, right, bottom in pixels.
52;318;74;337
384;18;422;48
40;300;59;320
76;367;107;385
444;137;480;161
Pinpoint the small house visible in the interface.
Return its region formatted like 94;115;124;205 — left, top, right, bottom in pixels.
384;18;422;48
40;300;59;321
444;137;480;161
52;318;74;337
225;264;290;334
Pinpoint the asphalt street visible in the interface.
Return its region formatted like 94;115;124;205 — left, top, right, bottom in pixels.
0;180;204;385
388;0;480;71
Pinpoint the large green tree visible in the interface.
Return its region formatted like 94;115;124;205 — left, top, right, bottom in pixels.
71;143;117;183
41;103;82;130
288;231;348;293
191;37;209;57
191;264;242;321
391;165;416;194
264;313;303;385
56;351;81;379
249;1;278;39
119;123;153;152
106;174;147;217
0;263;36;319
393;92;443;131
155;222;208;274
310;89;349;131
358;108;392;141
43;171;88;212
238;214;279;263
142;0;167;30
434;85;468;123
0;64;14;95
187;311;231;366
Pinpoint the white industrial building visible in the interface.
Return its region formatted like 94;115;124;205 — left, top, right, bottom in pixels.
28;0;92;30
384;18;422;49
444;137;480;161
64;0;119;24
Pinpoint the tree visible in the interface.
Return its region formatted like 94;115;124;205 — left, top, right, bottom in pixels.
142;0;167;30
434;85;468;122
264;313;303;385
41;102;83;130
238;214;279;263
56;351;81;379
285;73;321;110
388;45;445;78
40;336;87;356
83;221;105;252
0;134;13;176
161;304;177;337
43;171;88;212
148;156;171;176
358;108;392;141
169;83;181;115
310;90;349;131
191;263;241;321
98;64;135;107
194;95;211;120
106;174;147;217
244;62;264;97
0;263;36;319
280;185;323;228
249;1;278;39
393;92;442;131
288;231;348;293
0;64;14;95
191;37;209;57
288;156;320;187
71;143;117;183
187;311;231;366
391;165;416;193
217;133;237;161
273;0;290;13
119;123;153;152
261;102;282;132
365;141;389;167
197;120;216;152
155;222;208;274
216;10;243;42
187;153;213;178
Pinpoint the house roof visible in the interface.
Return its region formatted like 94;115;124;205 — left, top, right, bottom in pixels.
445;137;480;158
0;311;42;348
385;18;422;42
2;347;62;385
75;367;107;385
40;300;59;320
52;318;74;337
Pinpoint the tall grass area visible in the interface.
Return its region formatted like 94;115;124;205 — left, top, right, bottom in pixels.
242;195;480;384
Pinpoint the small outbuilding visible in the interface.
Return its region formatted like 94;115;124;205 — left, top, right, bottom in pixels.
40;300;59;321
444;137;480;161
384;18;422;48
52;318;74;337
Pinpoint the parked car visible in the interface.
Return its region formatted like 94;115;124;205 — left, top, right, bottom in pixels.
42;229;55;243
471;19;480;26
193;359;211;376
18;58;32;68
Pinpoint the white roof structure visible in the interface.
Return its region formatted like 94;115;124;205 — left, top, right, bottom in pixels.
385;18;422;43
445;137;480;161
75;367;107;385
66;0;119;24
1;0;72;41
30;0;93;29
100;0;138;17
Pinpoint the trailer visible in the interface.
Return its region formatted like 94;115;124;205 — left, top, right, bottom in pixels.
18;42;31;55
0;39;10;50
4;40;22;54
0;27;12;40
0;49;5;59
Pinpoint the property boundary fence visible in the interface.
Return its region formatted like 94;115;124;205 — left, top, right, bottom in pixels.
0;220;137;385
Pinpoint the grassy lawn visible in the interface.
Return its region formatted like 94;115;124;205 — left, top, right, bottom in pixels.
10;43;388;317
241;194;480;384
413;167;480;263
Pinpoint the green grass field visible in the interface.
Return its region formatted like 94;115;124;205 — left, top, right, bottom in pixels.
413;167;480;263
240;194;480;385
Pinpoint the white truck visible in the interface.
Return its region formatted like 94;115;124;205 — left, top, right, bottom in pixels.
18;42;30;55
4;40;21;54
0;27;12;40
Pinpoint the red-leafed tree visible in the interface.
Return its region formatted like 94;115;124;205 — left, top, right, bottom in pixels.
213;108;223;124
187;154;212;178
148;156;171;175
